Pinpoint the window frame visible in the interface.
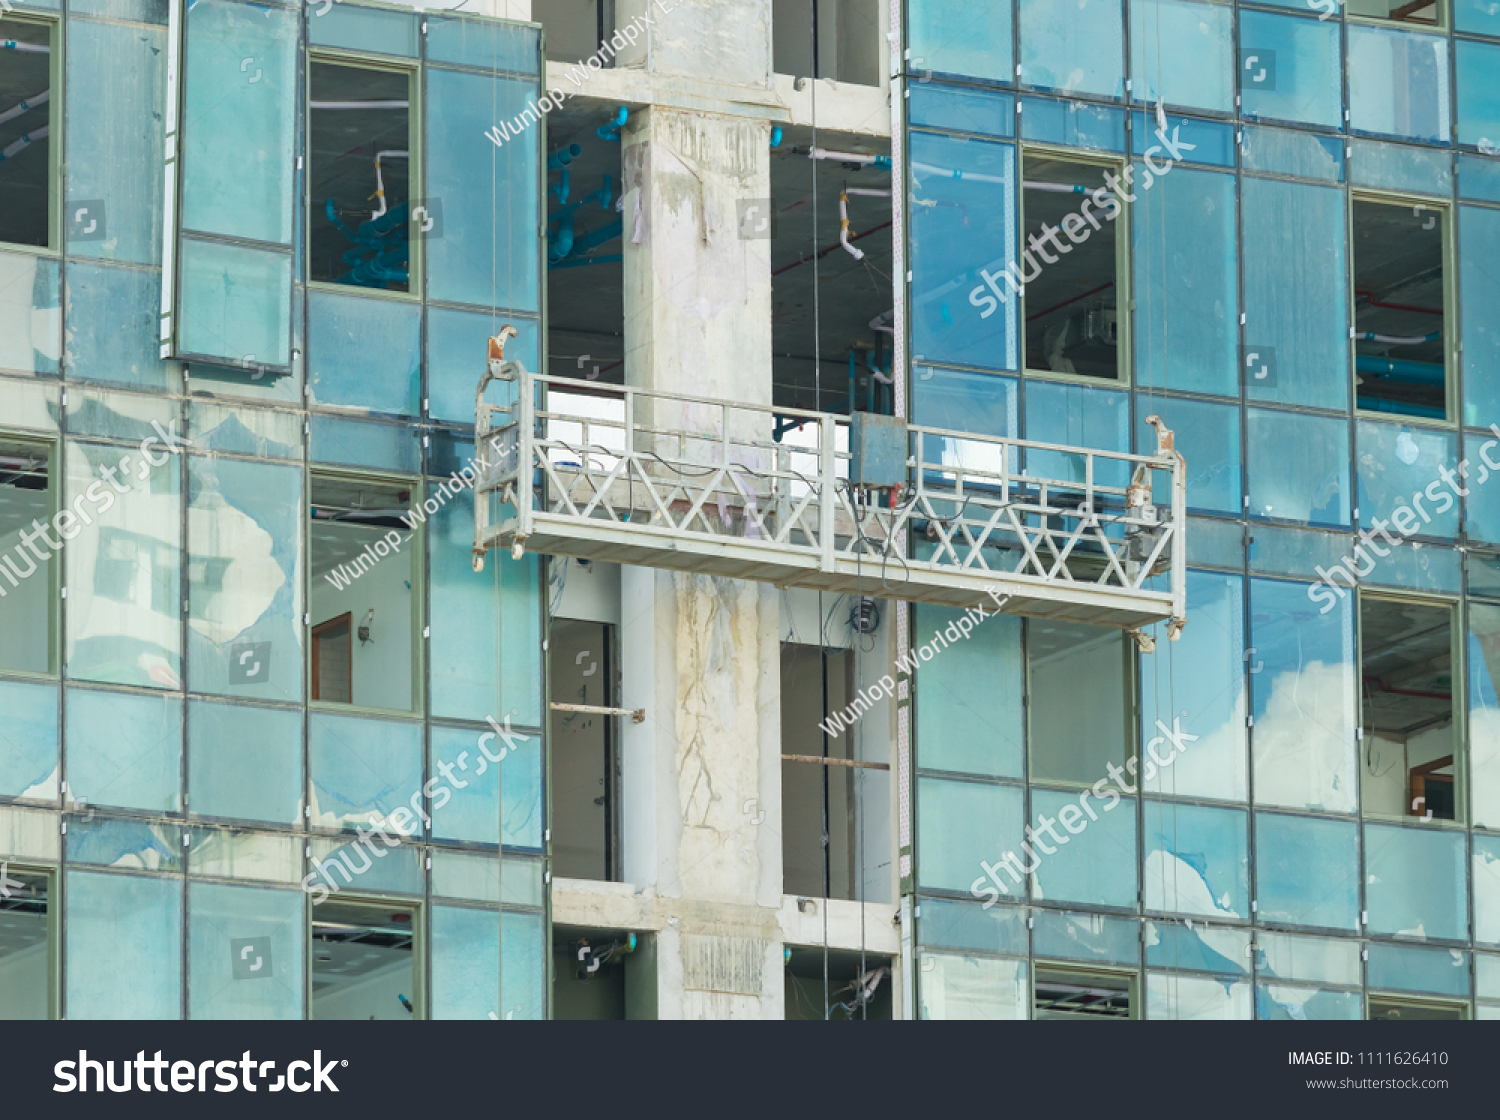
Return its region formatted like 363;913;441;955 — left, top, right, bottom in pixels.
1356;588;1467;827
1017;142;1133;388
1349;188;1457;428
1032;960;1140;1019
1024;617;1137;790
1346;0;1448;33
0;862;58;1019
1366;992;1469;1018
307;893;425;1020
0;429;60;679
0;10;61;256
305;48;424;303
305;467;425;718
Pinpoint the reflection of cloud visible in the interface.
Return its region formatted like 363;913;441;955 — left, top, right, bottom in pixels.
1471;710;1500;829
1144;849;1241;920
187;498;285;643
1252;661;1356;813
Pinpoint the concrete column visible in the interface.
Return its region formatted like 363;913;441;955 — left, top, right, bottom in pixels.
617;100;784;1018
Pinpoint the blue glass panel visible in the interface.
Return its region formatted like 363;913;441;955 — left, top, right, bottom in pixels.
180;0;296;245
501;909;545;1020
917;776;1024;896
431;904;499;1019
1129;0;1233;113
64;263;169;389
498;550;543;729
186;456;303;702
908;0;1012;83
1247;408;1351;528
1364;823;1467;941
430;496;499;722
1465;430;1500;544
915;608;1023;778
1242;179;1349;410
1351;139;1453;195
1143;398;1240;513
309;834;423;896
910;85;1015;136
1134;167;1238;399
308;713;422;833
1248;524;1351;580
1187;515;1244;568
1255;812;1359;929
427;306;540;425
909;132;1017;372
426;15;537;72
426;70;540;311
1131;113;1235;167
1249;576;1358;812
1459;153;1500;203
1238;11;1341;130
1457;0;1500;34
309;1;418;56
308;290;420;415
188;881;304;1019
67;815;181;869
1367;942;1471;996
0;678;57;801
1363;541;1462;594
188;701;302;825
65;869;182;1019
1018;0;1124;98
1462;207;1500;429
1021;98;1126;151
0;251;61;375
1140;570;1248;801
65;17;166;265
188;401;301;459
1457;39;1500;148
1146;920;1250;971
1257;985;1362;1019
1031;909;1138;964
1348;26;1450;143
1030;788;1136;907
1024;381;1130;488
1142;800;1249;919
66;687;182;813
1257;930;1362;984
309;414;420;473
1474;832;1500;944
917;896;1030;954
1357;420;1460;541
178;238;293;370
1241;125;1344;182
1470;602;1500;828
911;369;1018;475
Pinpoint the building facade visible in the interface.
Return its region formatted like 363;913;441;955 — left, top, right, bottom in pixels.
0;0;1497;1019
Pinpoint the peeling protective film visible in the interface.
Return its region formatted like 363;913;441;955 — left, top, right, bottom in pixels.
431;904;499;1020
1030;789;1136;908
918;953;1029;1019
917;776;1023;896
1366;941;1470;998
308;713;423;834
1356;421;1460;541
1129;0;1233;113
1347;26;1450;144
1018;0;1124;98
1364;822;1467;942
1256;930;1362;1020
501;910;546;1020
1146;971;1252;1019
187;701;302;826
65;868;183;1020
1030;909;1138;965
1249;576;1358;814
1146;919;1249;975
1140;570;1248;801
1142;800;1248;919
908;0;1012;82
1255;812;1359;931
65;687;182;814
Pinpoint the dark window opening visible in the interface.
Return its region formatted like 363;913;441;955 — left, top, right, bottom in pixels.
1023;156;1121;381
772;0;882;86
1368;996;1465;1019
309;476;416;711
0;869;50;1019
0;18;51;249
1360;596;1457;822
548;617;620;882
1034;967;1134;1019
1353;199;1446;420
785;947;892;1019
553;925;646;1019
311;899;417;1020
538;0;616;66
0;437;51;675
309;61;412;292
1346;0;1441;26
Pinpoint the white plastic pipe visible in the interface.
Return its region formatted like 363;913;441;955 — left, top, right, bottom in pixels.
0;89;47;127
811;147;880;165
838;192;865;260
371;149;409;219
843;187;891;197
0;124;48;162
0;40;49;53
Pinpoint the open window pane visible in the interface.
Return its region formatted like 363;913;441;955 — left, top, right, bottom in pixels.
0;436;52;674
1360;596;1458;822
311;898;417;1020
0;869;49;1019
309;476;417;712
1353;200;1448;419
1022;155;1122;381
310;61;412;293
1034;966;1134;1019
549;619;617;879
0;17;53;249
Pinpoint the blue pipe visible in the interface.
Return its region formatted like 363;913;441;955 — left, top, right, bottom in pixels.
547;143;582;170
1357;396;1445;419
771;126;783;149
548;213;575;262
571;218;622;256
1356;355;1445;385
1357;330;1441;344
598;105;628;141
549;167;570;204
